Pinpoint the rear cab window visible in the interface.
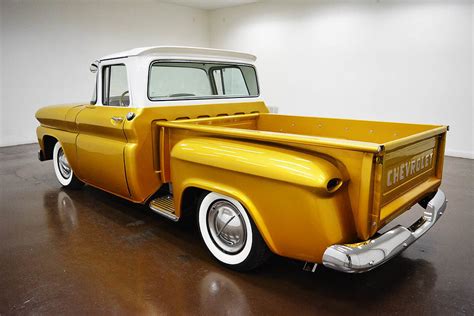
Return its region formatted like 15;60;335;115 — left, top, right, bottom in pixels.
148;61;259;101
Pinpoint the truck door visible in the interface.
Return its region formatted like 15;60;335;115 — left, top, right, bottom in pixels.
75;62;131;198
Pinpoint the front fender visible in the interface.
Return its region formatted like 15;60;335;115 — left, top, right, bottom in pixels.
36;126;79;176
35;103;85;131
171;137;344;194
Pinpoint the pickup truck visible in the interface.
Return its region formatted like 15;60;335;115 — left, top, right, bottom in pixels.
35;46;448;273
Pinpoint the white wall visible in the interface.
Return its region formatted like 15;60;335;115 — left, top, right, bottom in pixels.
0;0;210;146
210;1;474;159
1;1;473;159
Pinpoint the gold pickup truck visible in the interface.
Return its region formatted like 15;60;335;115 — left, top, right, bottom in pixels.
36;46;448;273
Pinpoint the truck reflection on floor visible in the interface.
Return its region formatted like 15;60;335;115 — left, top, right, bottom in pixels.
43;189;78;235
199;272;250;315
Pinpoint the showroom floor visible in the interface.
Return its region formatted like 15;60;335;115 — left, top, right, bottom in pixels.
0;144;472;315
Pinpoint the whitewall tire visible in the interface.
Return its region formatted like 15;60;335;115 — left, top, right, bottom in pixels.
53;142;84;189
198;192;270;271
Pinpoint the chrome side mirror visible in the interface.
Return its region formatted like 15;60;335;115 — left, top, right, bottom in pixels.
90;62;98;73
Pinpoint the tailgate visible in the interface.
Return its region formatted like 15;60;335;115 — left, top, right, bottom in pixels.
374;131;447;228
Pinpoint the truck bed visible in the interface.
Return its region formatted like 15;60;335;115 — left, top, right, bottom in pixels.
157;113;447;240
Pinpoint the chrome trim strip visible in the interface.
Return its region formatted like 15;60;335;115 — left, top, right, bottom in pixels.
322;189;447;273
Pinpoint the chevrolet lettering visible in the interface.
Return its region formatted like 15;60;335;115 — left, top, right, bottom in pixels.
35;47;448;273
387;150;434;187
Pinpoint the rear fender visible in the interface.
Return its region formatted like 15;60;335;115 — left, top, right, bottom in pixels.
170;137;345;194
170;137;351;259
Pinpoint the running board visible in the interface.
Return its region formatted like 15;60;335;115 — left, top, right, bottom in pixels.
149;195;178;222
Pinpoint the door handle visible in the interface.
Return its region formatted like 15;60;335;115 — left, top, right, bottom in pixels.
111;116;124;123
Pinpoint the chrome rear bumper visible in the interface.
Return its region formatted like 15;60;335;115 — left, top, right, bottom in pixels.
322;189;447;273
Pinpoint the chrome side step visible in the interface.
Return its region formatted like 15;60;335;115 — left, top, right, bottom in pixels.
149;195;178;222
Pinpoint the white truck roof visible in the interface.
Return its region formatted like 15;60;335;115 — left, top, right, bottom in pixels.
99;46;257;63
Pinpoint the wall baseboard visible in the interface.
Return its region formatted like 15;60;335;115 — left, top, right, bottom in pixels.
0;139;38;148
445;149;474;160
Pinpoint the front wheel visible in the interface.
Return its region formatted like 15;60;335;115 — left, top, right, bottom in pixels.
198;192;270;271
53;142;84;189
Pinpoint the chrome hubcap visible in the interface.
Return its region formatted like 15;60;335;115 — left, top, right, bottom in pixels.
58;148;71;179
207;200;247;254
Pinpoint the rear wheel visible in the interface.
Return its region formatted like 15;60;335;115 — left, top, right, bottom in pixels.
53;142;84;189
198;192;270;271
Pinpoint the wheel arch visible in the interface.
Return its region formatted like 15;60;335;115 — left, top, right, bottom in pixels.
42;135;58;160
36;126;80;177
177;181;278;254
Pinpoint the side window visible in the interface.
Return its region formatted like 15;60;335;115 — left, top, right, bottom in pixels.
212;67;249;96
102;64;129;106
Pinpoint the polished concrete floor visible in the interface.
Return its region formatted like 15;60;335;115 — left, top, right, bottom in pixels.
0;144;473;315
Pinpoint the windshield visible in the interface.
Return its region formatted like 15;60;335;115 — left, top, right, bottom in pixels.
148;61;259;101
